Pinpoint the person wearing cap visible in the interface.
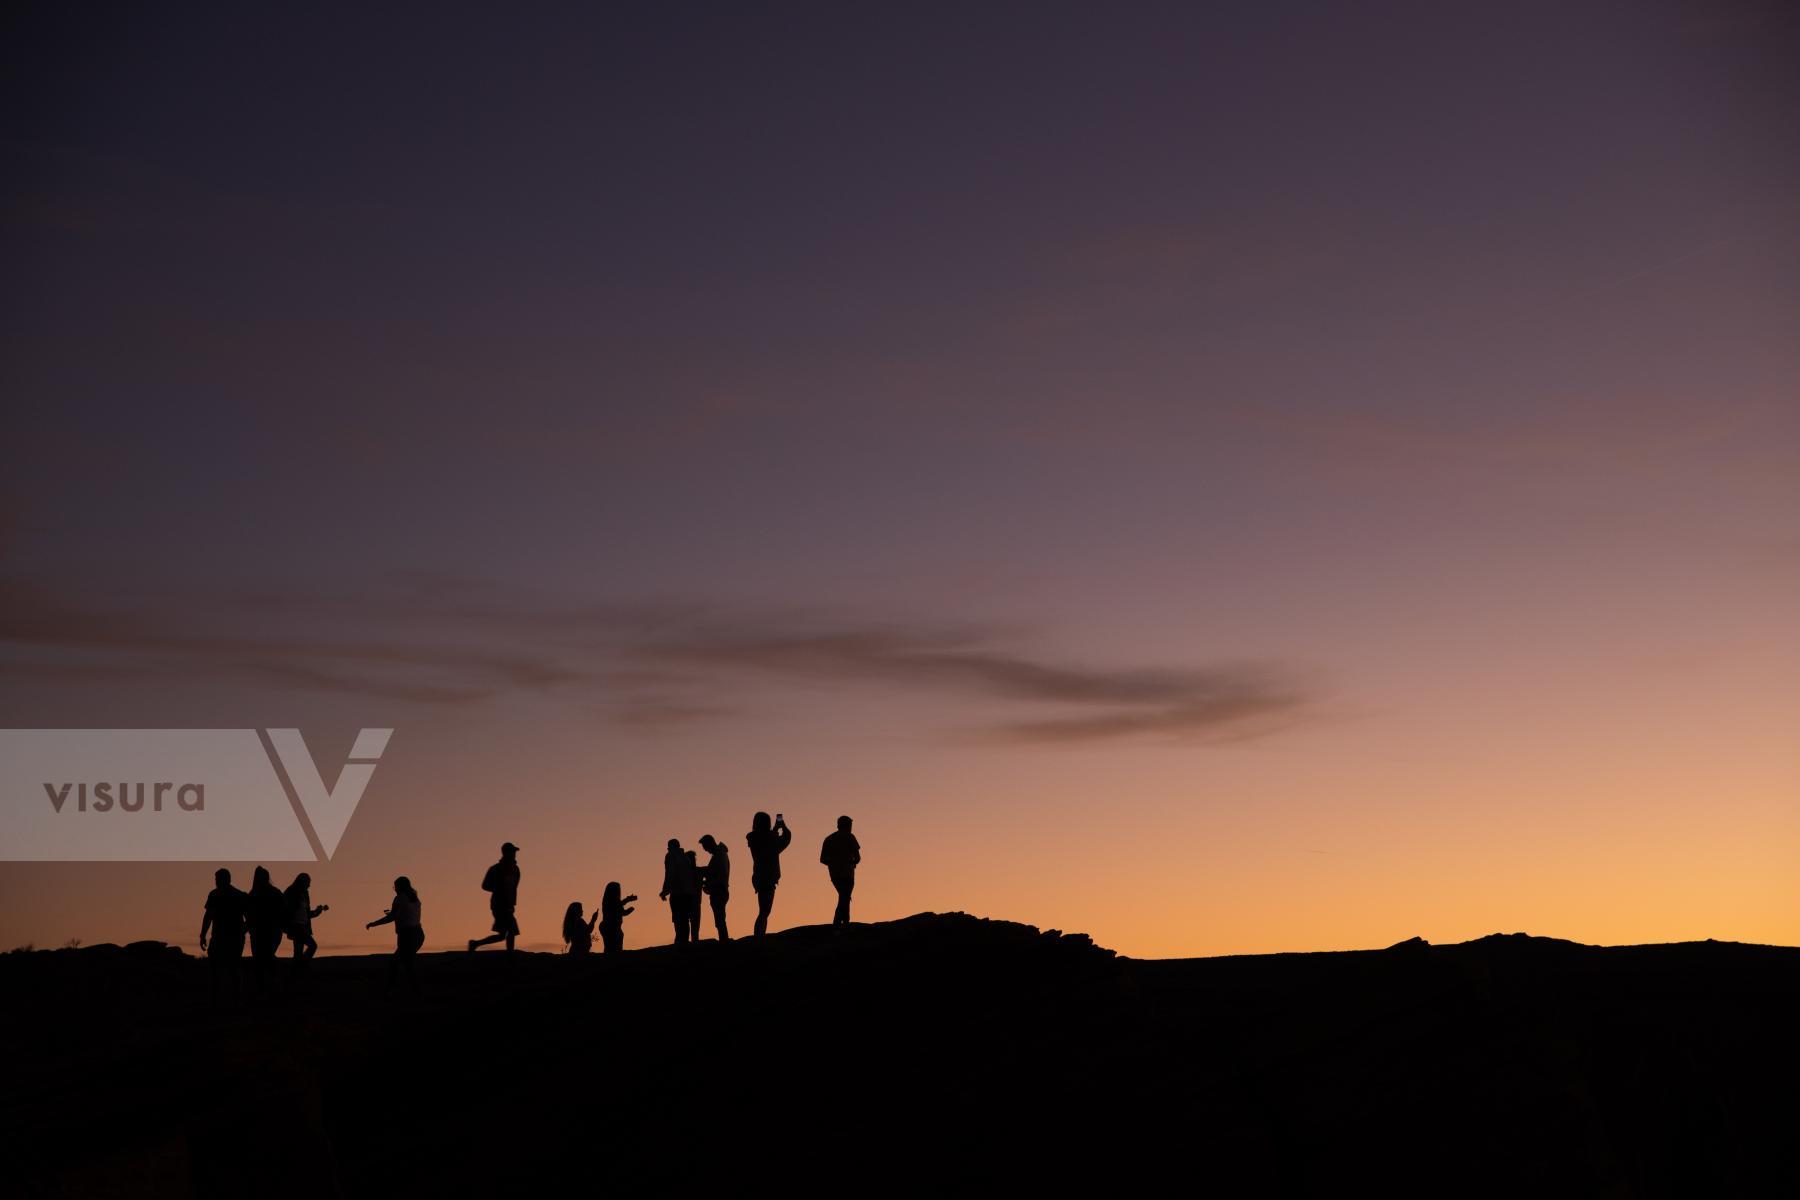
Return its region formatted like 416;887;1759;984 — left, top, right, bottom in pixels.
468;841;522;955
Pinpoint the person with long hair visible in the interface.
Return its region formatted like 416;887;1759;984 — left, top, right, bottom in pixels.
599;882;636;955
563;900;598;954
245;865;286;993
366;876;424;993
745;811;792;940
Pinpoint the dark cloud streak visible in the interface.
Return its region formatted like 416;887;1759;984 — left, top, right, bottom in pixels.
0;578;1314;743
636;627;1306;742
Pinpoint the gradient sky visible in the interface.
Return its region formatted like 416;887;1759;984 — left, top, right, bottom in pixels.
3;2;1796;957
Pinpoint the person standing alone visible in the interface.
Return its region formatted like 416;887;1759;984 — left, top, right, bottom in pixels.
820;815;861;927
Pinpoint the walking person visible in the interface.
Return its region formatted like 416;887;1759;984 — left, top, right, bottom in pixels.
563;901;598;955
245;865;286;993
199;867;247;1006
820;815;862;927
698;834;731;942
659;839;699;946
468;842;522;956
365;876;424;994
745;811;792;940
599;882;636;955
283;872;328;978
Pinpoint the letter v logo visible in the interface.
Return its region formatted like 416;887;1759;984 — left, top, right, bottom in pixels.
265;729;391;860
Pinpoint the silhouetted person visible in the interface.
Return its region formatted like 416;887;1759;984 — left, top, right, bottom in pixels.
199;867;247;1005
660;839;699;946
686;850;703;942
564;901;598;955
745;811;791;940
245;865;286;993
283;872;327;975
599;882;636;955
698;834;731;942
366;876;424;993
469;841;521;955
820;815;862;927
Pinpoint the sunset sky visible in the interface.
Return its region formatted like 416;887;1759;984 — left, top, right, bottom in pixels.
3;3;1796;957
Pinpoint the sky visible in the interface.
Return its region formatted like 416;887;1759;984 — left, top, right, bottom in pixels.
2;2;1796;957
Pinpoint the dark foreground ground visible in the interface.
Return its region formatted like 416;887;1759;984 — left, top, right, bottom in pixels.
4;915;1796;1197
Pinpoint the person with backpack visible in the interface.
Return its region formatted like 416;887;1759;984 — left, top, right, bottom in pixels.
468;841;522;955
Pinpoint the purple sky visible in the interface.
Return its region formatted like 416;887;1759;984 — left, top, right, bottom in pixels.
3;3;1796;956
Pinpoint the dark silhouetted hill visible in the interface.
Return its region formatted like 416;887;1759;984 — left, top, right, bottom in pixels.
5;914;1797;1196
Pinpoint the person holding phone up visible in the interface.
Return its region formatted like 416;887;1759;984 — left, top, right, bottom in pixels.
745;811;792;940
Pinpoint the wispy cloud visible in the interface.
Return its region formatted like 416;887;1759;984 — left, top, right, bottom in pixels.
0;578;585;700
0;577;1314;744
634;625;1304;741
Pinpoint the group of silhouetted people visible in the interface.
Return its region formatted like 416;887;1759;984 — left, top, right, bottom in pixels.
199;866;332;1001
200;812;864;998
203;866;428;1001
563;884;638;955
476;812;859;955
653;813;859;945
